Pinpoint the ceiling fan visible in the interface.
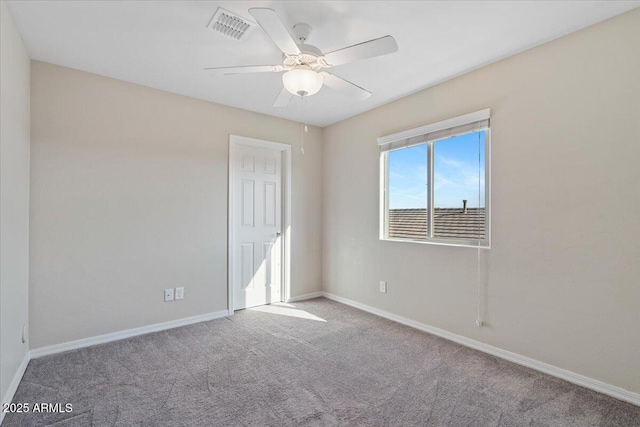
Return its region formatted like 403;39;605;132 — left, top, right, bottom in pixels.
204;8;398;107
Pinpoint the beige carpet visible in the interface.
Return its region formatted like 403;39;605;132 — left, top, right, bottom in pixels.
4;298;639;426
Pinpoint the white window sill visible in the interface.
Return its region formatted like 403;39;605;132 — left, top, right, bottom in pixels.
381;237;490;249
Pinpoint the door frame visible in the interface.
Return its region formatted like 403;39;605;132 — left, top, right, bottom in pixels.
228;135;292;314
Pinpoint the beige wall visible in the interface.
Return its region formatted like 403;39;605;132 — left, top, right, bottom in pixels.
0;0;30;404
30;61;323;349
322;9;640;394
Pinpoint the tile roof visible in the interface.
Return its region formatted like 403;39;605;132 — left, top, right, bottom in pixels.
388;208;486;240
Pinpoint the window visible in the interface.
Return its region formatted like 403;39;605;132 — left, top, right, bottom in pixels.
379;110;490;247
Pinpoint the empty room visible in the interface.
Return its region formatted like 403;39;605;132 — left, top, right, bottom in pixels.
1;1;639;425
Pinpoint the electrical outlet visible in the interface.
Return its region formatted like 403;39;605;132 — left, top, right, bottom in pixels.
380;281;387;293
175;287;184;300
164;288;174;302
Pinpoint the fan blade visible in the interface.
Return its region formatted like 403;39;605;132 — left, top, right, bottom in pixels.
324;35;398;67
249;8;301;55
322;73;371;101
273;86;293;107
204;65;281;75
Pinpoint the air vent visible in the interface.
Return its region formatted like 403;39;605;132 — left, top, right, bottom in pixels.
207;8;254;40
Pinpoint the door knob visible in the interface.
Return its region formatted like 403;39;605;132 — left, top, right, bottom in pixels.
275;231;282;237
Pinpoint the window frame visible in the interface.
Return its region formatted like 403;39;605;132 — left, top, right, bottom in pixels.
378;110;491;248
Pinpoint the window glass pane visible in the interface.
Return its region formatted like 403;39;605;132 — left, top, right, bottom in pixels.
433;131;485;240
387;144;427;240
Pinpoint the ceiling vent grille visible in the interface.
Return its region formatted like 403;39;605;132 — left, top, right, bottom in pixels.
207;8;253;40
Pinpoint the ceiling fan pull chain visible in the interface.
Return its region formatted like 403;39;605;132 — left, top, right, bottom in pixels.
301;95;306;155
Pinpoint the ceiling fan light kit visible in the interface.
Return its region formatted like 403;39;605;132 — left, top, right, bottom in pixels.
205;8;398;107
282;66;324;97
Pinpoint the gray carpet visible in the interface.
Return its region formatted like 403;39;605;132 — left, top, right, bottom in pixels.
4;298;639;426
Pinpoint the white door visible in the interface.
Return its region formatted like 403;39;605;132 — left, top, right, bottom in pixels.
231;143;282;310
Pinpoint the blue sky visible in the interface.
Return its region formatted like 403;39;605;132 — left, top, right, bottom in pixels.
388;131;485;209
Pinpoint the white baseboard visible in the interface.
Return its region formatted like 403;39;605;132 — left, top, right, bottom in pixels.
30;310;229;359
287;291;323;303
321;291;640;407
1;352;30;425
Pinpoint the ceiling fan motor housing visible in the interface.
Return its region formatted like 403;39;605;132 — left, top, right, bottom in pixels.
283;43;325;71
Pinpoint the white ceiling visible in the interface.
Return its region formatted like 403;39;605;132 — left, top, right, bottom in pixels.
7;1;639;127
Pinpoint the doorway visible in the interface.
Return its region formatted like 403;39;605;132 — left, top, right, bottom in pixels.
228;135;291;312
